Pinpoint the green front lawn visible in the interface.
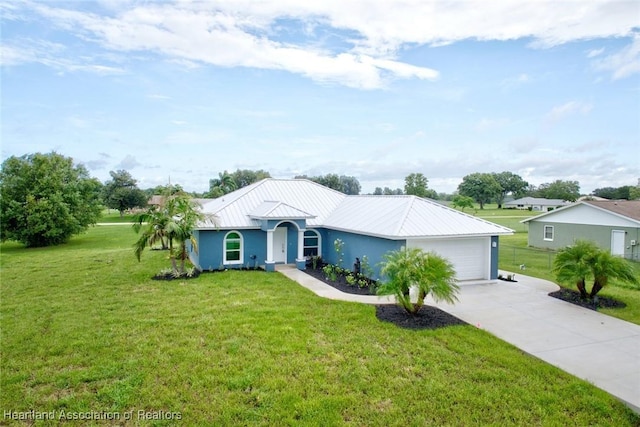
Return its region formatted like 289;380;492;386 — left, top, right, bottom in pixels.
1;226;638;425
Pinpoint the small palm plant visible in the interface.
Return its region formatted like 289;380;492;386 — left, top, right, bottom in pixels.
552;240;598;299
377;247;459;315
554;240;639;300
589;250;639;299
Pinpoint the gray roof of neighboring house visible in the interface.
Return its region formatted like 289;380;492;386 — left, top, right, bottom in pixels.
198;179;513;239
584;200;640;222
504;197;570;206
521;200;640;225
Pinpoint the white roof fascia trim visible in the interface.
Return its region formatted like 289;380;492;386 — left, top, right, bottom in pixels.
520;202;579;223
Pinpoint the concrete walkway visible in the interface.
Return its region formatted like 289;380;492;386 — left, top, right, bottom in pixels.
277;266;640;413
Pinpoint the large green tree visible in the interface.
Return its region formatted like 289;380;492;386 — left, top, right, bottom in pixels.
377;247;459;315
534;180;580;202
231;169;271;189
404;173;438;199
373;187;404;195
208;169;272;198
492;171;529;208
102;170;148;217
296;174;361;195
0;152;102;247
457;173;502;209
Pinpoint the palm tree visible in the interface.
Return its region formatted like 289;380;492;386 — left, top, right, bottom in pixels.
589;251;639;299
553;240;598;299
377;247;459;315
133;190;216;275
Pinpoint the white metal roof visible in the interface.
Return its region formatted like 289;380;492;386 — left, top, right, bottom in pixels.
249;201;316;220
197;178;513;238
505;197;570;206
198;179;346;229
324;195;513;238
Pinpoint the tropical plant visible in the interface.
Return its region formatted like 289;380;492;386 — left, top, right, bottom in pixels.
360;255;374;279
553;240;639;300
377;247;459;315
133;189;216;276
553;240;599;299
589;250;639;299
323;264;338;282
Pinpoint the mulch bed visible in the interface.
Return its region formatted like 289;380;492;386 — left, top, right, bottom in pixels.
548;288;626;310
304;266;466;330
375;305;468;330
303;266;376;295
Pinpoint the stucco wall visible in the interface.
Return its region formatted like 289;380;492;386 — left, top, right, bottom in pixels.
320;229;403;280
192;229;267;270
528;221;640;260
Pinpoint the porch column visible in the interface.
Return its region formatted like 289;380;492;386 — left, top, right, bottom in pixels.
265;229;275;272
296;228;306;270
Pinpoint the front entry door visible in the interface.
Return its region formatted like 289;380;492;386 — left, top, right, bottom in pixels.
273;227;287;263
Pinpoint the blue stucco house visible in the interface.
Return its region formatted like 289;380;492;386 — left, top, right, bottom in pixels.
190;179;513;281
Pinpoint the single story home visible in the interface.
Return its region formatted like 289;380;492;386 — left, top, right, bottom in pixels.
504;197;571;211
189;179;513;281
521;200;640;260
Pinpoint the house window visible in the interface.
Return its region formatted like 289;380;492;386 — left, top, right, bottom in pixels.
303;230;320;257
224;231;243;264
543;225;554;241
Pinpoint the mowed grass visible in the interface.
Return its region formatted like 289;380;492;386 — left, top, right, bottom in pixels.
1;226;639;426
471;207;640;324
99;209;138;223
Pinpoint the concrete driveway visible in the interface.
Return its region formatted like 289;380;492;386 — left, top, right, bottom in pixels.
278;266;640;413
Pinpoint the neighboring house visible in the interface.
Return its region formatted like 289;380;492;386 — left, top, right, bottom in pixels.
504;197;571;211
190;179;513;281
521;200;640;260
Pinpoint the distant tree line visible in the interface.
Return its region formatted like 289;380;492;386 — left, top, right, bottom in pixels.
2;150;638;248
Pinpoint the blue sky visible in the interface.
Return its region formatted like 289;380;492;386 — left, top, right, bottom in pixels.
1;0;639;195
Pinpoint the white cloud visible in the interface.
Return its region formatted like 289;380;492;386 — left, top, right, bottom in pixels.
546;101;593;123
8;0;636;88
0;39;126;75
474;118;509;132
592;35;640;80
586;47;605;58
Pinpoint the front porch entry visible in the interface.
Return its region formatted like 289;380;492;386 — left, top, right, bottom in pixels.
272;226;287;263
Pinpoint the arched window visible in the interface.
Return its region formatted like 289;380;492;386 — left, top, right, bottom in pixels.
303;230;320;257
224;231;243;264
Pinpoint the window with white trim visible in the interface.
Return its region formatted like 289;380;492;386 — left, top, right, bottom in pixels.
224;231;243;264
303;230;320;257
543;225;554;241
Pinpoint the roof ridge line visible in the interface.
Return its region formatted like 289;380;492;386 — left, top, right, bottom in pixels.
394;196;416;236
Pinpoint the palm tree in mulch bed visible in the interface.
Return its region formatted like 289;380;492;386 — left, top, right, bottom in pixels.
553;239;639;302
133;190;217;278
376;247;459;315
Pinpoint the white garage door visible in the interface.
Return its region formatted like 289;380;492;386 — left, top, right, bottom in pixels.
407;238;489;281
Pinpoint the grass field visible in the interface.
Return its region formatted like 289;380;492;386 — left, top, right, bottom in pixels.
99;210;138;223
1;225;638;425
